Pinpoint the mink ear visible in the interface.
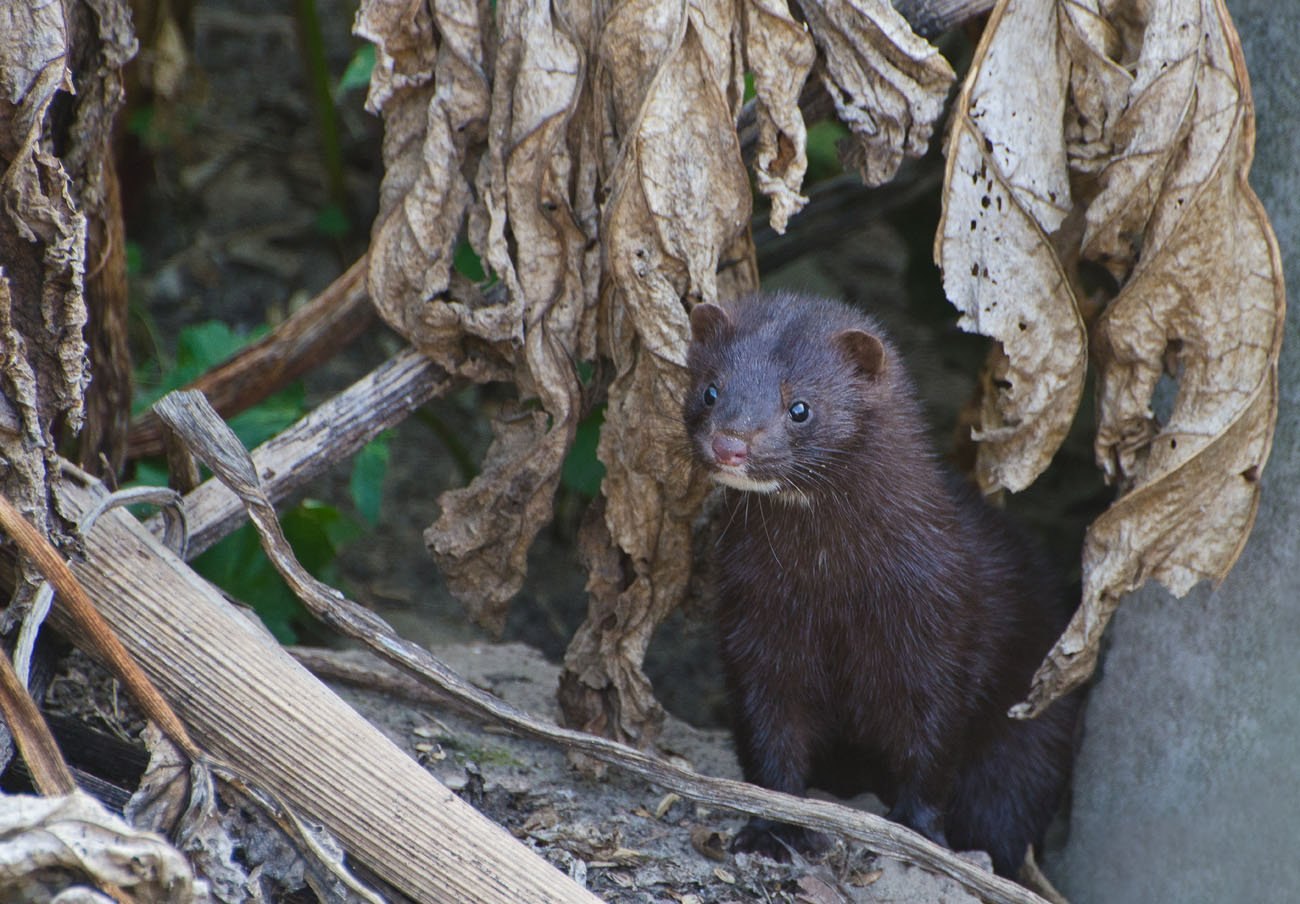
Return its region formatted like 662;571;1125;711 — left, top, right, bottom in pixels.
834;329;885;378
689;302;731;345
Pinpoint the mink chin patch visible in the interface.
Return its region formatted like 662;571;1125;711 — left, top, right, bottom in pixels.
711;469;781;494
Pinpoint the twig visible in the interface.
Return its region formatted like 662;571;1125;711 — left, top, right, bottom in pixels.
126;254;374;459
145;346;452;559
0;493;200;761
0;645;75;796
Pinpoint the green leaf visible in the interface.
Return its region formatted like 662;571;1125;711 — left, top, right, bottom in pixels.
125;241;144;276
806;120;849;183
337;44;375;95
314;202;352;239
133;321;258;416
453;239;487;283
190;499;361;644
562;406;605;498
227;383;306;449
350;434;391;525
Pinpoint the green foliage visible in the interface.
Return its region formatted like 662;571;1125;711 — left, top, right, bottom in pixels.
125;240;144;277
337;44;375;96
350;432;391;525
131;320;390;643
193;502;360;643
134;321;305;450
314;202;352;239
453;239;488;283
805;119;849;183
562;406;605;498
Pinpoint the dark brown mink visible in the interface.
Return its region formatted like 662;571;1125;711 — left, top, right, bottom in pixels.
682;290;1081;878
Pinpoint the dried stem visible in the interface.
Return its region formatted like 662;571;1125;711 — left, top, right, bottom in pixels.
0;493;200;760
126;254;374;459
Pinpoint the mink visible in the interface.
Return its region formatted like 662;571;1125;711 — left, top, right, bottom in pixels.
683;290;1080;878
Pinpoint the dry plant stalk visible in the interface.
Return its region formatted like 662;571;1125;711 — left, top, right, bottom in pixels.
0;640;75;797
0;492;199;760
53;465;599;904
937;0;1285;713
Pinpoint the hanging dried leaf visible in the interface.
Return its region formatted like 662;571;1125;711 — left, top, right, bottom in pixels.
745;0;817;233
357;0;502;378
1;0;92;611
937;0;1087;495
558;2;756;745
801;0;955;186
423;0;597;632
1016;0;1284;714
938;0;1284;714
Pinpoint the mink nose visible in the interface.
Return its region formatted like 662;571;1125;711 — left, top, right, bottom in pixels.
711;434;748;467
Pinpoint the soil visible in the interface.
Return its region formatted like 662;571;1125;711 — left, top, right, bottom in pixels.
73;0;1109;900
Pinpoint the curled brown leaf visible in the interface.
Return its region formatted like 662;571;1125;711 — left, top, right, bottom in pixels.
745;0;817;234
940;0;1285;715
1017;0;1284;714
559;3;754;744
801;0;955;186
937;0;1087;494
426;0;596;631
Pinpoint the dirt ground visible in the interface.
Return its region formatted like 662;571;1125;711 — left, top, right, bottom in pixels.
87;0;1108;900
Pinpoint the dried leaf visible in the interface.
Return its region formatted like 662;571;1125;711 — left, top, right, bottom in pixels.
126;725;255;904
801;0;955;186
795;875;844;904
1017;0;1284;713
358;0;500;376
557;2;756;745
937;0;1087;494
425;0;597;630
745;0;817;233
689;826;727;862
0;0;90;557
939;0;1284;714
0;791;208;902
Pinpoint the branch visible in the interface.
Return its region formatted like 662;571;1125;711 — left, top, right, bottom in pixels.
147;346;451;559
126;254;374;459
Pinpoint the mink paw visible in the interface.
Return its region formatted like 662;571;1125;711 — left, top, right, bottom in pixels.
731;818;829;862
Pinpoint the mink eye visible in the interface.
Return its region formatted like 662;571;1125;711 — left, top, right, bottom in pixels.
789;400;810;422
703;384;719;406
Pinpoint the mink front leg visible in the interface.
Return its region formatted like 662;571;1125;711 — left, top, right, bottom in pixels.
887;783;950;848
727;671;828;861
884;727;958;849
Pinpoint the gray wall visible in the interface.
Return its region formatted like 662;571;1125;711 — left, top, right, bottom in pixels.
1047;0;1300;900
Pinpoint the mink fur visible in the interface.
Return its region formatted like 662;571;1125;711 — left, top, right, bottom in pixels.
683;291;1080;877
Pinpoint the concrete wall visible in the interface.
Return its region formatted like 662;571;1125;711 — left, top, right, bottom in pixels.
1047;0;1300;900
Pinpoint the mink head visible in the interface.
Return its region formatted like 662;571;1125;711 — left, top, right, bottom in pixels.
683;292;895;496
